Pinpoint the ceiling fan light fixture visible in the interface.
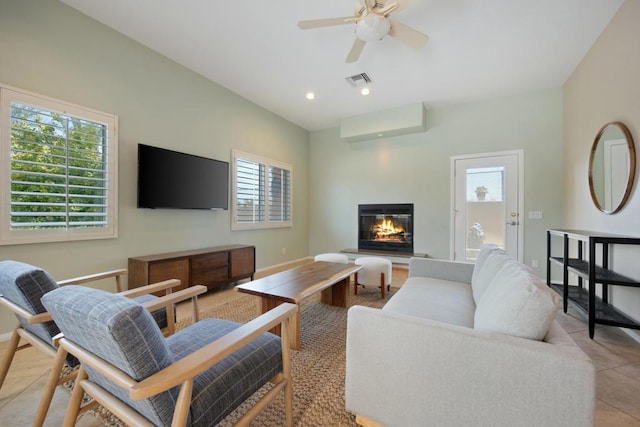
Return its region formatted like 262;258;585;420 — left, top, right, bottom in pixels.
298;1;428;63
355;14;390;42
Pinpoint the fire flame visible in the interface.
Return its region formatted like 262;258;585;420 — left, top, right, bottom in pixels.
371;218;405;240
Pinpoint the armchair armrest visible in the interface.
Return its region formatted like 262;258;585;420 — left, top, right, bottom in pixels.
0;297;53;324
118;279;183;299
60;338;139;390
57;269;128;292
57;270;185;296
140;285;207;325
131;302;298;400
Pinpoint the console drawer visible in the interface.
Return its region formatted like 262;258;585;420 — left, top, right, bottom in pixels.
190;252;228;273
191;266;229;287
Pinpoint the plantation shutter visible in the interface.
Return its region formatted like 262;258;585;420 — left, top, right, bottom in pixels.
232;150;292;229
9;102;109;230
269;165;291;222
235;157;265;223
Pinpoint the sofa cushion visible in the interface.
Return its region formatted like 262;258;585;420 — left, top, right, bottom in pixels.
474;260;560;340
471;244;510;304
167;318;283;427
383;277;475;328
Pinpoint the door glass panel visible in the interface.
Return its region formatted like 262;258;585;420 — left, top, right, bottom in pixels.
465;167;505;260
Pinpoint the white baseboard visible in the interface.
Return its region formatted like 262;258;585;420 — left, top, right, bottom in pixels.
621;327;640;345
256;256;409;273
0;331;12;343
256;256;313;275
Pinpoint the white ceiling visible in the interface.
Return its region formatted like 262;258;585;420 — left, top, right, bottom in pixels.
59;0;623;131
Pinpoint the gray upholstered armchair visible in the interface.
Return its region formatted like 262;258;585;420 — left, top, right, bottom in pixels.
0;260;205;426
41;284;298;426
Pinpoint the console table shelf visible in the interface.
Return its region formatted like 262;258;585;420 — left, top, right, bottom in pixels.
546;229;640;338
549;257;639;286
549;284;639;329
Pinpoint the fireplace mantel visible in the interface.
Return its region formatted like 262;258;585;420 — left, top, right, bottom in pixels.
341;248;428;259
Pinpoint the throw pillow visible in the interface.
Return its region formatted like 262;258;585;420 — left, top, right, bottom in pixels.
474;260;560;341
471;244;510;304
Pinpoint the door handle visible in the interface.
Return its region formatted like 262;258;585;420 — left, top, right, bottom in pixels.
507;221;519;226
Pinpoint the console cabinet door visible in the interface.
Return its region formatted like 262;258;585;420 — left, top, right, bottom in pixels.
230;246;255;280
148;259;189;292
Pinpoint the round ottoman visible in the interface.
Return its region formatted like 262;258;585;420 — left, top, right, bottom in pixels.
314;253;349;264
354;256;392;298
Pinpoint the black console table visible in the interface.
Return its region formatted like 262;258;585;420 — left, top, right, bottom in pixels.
546;229;640;338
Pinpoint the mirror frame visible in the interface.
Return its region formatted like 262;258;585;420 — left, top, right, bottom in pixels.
588;121;636;214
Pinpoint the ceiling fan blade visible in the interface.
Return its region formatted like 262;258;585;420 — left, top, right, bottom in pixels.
346;38;366;63
388;19;429;48
360;0;375;12
298;17;353;29
377;1;399;16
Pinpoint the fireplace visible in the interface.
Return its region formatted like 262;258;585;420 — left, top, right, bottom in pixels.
358;204;414;254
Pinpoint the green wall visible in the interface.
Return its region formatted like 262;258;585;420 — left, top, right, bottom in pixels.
309;89;564;269
0;0;310;335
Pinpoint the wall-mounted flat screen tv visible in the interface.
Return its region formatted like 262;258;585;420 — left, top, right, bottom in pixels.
137;144;229;210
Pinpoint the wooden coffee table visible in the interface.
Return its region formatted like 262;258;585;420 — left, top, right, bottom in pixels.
236;261;362;350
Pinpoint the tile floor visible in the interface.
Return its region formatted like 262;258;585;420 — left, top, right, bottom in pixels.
1;265;640;426
555;308;640;426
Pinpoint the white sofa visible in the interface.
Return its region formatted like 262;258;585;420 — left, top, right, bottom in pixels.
345;245;595;427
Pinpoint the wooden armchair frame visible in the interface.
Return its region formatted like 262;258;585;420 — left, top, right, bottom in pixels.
0;267;206;427
53;302;298;427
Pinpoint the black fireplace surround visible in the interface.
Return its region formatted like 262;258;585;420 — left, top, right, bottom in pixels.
358;203;414;254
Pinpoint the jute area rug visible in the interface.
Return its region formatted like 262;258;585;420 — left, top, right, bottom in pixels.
89;286;392;427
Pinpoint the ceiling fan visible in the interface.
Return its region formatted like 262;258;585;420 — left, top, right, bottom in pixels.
297;0;429;63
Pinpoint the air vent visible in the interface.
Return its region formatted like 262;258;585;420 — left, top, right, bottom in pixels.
345;73;372;88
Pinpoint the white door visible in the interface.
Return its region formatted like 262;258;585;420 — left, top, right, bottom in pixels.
451;151;523;262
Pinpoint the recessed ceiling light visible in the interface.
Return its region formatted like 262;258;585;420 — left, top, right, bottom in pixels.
361;87;370;96
306;92;315;100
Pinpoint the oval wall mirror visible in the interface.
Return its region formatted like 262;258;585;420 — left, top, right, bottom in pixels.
588;121;636;214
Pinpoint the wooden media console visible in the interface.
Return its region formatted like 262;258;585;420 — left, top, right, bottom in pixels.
128;245;255;292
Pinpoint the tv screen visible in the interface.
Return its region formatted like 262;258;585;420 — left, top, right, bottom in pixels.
137;144;229;210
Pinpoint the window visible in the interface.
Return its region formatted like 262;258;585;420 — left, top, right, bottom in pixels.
465;167;505;202
0;86;118;245
232;150;292;230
